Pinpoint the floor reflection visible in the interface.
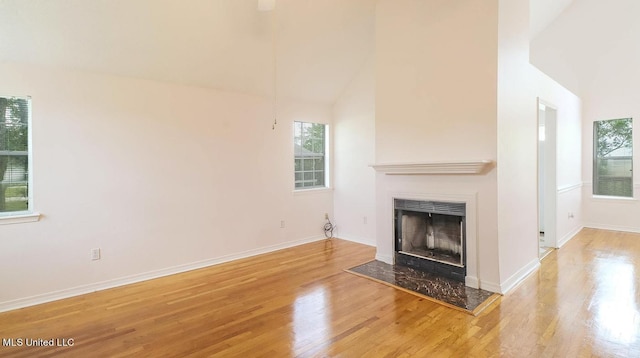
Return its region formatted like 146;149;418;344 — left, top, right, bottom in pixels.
293;286;329;353
592;258;639;345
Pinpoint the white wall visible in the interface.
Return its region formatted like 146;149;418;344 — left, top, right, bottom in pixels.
497;1;540;291
529;0;640;232
497;0;582;292
0;63;333;310
582;70;640;232
375;0;499;164
375;0;501;291
333;56;376;246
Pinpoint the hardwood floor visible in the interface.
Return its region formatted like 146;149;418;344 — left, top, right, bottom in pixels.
1;228;639;357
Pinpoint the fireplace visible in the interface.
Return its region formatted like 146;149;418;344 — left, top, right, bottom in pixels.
394;199;466;282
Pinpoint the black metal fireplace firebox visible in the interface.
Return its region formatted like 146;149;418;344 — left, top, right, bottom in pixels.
394;199;466;282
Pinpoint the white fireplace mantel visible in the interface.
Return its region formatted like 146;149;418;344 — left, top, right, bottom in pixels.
370;160;493;175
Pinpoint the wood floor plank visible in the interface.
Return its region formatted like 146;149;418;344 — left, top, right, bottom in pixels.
1;229;640;357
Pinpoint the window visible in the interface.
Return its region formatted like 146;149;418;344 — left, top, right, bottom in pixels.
0;96;31;214
294;121;327;189
593;118;633;197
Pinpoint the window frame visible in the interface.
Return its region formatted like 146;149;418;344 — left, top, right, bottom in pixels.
0;95;39;224
592;117;634;198
293;121;329;191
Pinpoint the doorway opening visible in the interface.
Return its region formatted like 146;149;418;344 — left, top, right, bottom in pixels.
538;99;557;258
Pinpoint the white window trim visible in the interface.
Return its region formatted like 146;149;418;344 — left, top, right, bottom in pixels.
592;118;634;198
293;187;334;196
584;181;638;201
294;121;330;191
0;212;40;225
1;95;38;222
591;195;638;202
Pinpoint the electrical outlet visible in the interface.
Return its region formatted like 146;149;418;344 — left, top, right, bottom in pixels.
280;220;285;228
324;213;329;220
363;216;368;224
91;248;101;261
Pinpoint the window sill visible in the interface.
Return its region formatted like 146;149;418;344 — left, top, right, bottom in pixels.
591;195;637;203
0;212;41;225
293;187;333;196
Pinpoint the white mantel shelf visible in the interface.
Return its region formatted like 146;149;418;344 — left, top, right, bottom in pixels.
370;160;494;175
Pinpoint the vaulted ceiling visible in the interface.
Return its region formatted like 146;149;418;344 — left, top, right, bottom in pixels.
529;0;575;39
1;0;626;103
530;0;639;98
0;0;376;104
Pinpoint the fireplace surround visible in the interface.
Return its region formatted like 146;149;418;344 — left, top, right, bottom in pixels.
372;161;490;289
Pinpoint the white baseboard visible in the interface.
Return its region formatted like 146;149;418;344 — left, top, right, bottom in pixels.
336;234;376;247
479;281;501;294
584;223;640;234
0;235;325;313
558;225;584;248
499;258;541;294
375;253;393;264
465;276;480;289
